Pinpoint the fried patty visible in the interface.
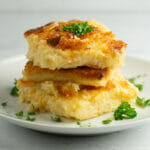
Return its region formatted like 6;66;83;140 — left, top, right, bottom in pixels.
22;61;114;87
24;19;126;70
17;71;138;120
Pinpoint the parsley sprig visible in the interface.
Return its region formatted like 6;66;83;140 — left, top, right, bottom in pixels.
127;74;146;91
136;96;150;108
16;111;24;119
76;121;95;127
28;104;35;115
1;102;7;107
26;115;36;122
26;104;36;121
51;116;62;122
10;79;19;96
114;101;137;120
102;119;112;125
62;22;94;36
102;102;137;124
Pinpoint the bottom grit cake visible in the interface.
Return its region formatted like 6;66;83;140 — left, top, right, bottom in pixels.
17;71;138;120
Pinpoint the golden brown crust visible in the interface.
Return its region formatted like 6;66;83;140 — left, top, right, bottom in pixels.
24;20;127;52
24;61;110;80
17;76;133;98
24;22;54;36
18;79;112;97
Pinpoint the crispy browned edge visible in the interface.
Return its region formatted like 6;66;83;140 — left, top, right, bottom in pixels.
18;77;118;98
24;61;110;80
24;22;54;36
24;20;127;52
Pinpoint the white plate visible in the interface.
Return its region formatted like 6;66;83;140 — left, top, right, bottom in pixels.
0;55;150;135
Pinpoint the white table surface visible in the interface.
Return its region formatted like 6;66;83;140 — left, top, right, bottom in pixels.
0;6;150;150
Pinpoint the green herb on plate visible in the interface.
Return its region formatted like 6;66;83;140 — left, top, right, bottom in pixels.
136;96;150;108
114;101;137;120
102;119;112;125
1;102;7;107
10;79;19;96
28;104;35;115
127;74;146;91
16;111;24;119
134;84;143;91
51;116;62;122
26;115;36;122
76;121;94;127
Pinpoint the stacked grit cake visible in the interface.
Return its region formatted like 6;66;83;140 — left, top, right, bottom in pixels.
17;19;138;120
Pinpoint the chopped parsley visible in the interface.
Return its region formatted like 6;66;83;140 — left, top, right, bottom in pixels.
1;102;7;107
10;79;19;96
76;121;94;127
114;101;137;120
62;21;94;36
16;111;24;119
127;74;146;91
26;115;36;122
127;74;145;83
51;116;62;122
134;84;143;91
127;78;136;83
102;119;112;125
28;111;35;115
136;96;150;108
28;104;35;115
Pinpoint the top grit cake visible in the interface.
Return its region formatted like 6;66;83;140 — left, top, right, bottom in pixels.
24;19;127;70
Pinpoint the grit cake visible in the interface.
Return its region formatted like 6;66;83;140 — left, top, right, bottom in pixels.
22;61;114;87
17;71;138;120
24;19;127;70
16;19;138;121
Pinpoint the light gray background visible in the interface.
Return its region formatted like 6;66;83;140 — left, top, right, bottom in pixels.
0;0;150;149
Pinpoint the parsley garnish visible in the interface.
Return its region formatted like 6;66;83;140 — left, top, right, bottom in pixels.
134;84;143;91
136;96;150;108
127;74;145;83
1;102;7;107
114;101;137;120
26;115;36;122
10;79;19;96
51;116;62;122
28;112;35;115
16;111;24;119
62;21;94;36
28;104;35;115
127;78;136;83
76;121;94;127
127;74;146;91
102;119;112;125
